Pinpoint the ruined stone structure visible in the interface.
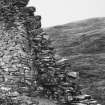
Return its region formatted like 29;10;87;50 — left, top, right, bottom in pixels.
0;0;101;105
0;0;41;85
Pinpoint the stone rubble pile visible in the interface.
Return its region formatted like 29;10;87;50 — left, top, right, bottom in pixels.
0;0;101;105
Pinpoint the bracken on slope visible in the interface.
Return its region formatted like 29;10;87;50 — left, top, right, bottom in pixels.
45;17;105;105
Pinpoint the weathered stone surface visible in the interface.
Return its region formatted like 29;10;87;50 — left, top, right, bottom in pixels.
0;0;29;8
0;21;32;83
0;0;37;91
22;7;36;16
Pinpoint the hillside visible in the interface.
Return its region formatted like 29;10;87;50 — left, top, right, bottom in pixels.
45;17;105;105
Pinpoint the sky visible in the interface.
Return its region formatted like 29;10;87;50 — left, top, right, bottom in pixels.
28;0;105;28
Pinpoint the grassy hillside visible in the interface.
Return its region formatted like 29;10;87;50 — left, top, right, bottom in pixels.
45;17;105;105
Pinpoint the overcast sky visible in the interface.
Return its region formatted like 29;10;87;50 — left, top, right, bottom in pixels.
28;0;105;28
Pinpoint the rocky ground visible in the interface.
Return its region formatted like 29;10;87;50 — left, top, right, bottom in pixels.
45;17;105;105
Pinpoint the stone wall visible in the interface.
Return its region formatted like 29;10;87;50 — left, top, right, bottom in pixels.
0;0;101;105
0;0;41;88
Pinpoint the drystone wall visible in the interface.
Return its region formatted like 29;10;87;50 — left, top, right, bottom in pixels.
0;0;101;105
0;0;42;86
0;0;32;85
